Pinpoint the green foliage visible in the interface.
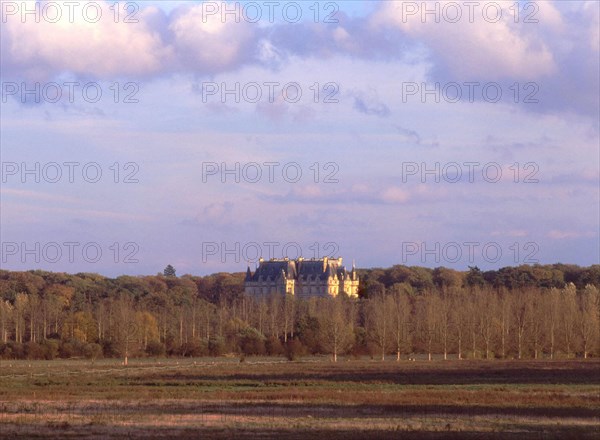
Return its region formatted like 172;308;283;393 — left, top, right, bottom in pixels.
163;265;176;277
238;327;266;356
465;266;485;287
83;343;103;360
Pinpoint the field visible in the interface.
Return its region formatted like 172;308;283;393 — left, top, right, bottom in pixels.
0;357;598;439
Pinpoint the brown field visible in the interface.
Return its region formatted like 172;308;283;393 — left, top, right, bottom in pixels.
0;357;598;439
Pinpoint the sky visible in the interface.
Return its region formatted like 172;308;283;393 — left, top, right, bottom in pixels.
0;0;599;276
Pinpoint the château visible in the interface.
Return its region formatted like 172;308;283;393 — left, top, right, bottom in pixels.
244;257;359;298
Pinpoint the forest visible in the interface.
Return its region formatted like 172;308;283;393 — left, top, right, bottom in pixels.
0;264;598;362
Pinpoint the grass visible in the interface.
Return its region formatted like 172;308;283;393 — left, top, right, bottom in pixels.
0;357;598;439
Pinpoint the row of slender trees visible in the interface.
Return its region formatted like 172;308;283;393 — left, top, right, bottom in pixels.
0;265;598;361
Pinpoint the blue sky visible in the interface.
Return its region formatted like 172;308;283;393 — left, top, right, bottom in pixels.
1;0;598;276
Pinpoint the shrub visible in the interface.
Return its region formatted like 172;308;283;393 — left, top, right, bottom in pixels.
176;341;207;357
238;327;266;356
208;337;226;357
41;339;59;360
145;341;166;357
25;342;46;360
265;336;284;356
59;340;85;358
285;338;306;361
0;343;14;359
6;342;25;359
83;343;103;360
101;340;120;358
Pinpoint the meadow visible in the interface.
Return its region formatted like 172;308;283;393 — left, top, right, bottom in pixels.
0;357;598;439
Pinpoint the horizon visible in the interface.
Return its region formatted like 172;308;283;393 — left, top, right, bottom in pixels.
2;260;598;280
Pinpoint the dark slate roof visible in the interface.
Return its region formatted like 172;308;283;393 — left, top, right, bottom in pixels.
297;259;342;281
247;258;357;282
248;260;297;282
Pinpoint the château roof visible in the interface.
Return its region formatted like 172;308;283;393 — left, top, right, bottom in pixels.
246;259;297;282
246;257;358;282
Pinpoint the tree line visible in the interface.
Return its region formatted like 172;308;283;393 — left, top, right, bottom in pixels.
0;264;598;362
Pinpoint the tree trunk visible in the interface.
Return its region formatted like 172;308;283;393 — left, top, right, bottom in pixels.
443;335;447;360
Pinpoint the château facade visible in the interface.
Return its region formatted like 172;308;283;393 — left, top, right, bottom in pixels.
244;257;359;298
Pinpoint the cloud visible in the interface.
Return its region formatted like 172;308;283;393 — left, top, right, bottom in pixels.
350;89;390;117
547;229;597;240
380;186;410;203
167;4;261;74
369;1;598;117
260;183;445;206
1;1;597;118
0;188;80;204
372;1;557;81
1;2;172;80
181;201;234;226
391;124;441;148
491;230;529;238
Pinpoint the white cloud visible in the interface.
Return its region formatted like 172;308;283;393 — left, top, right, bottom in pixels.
547;230;597;239
373;0;556;80
2;1;171;79
168;3;258;73
380;186;410;203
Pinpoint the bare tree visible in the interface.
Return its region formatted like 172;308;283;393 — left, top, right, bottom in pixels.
451;289;468;360
0;301;12;343
513;291;531;360
578;285;600;359
479;289;497;360
282;294;295;342
390;284;411;361
437;291;453;360
113;295;138;366
317;296;354;362
366;293;394;360
465;290;480;359
546;288;561;359
497;289;512;359
14;293;28;344
561;283;578;358
418;291;438;361
268;293;282;339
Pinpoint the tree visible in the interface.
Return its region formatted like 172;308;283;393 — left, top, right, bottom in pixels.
0;264;598;361
546;288;561;359
14;293;28;344
497;289;512;359
0;301;12;343
136;311;159;349
366;293;394;360
465;266;485;287
389;284;411;361
163;265;176;277
451;289;469;360
560;283;578;358
529;290;544;359
513;291;531;359
112;295;138;366
317;296;354;362
238;327;266;356
478;289;497;360
578;285;600;359
436;291;453;360
418;291;438;361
